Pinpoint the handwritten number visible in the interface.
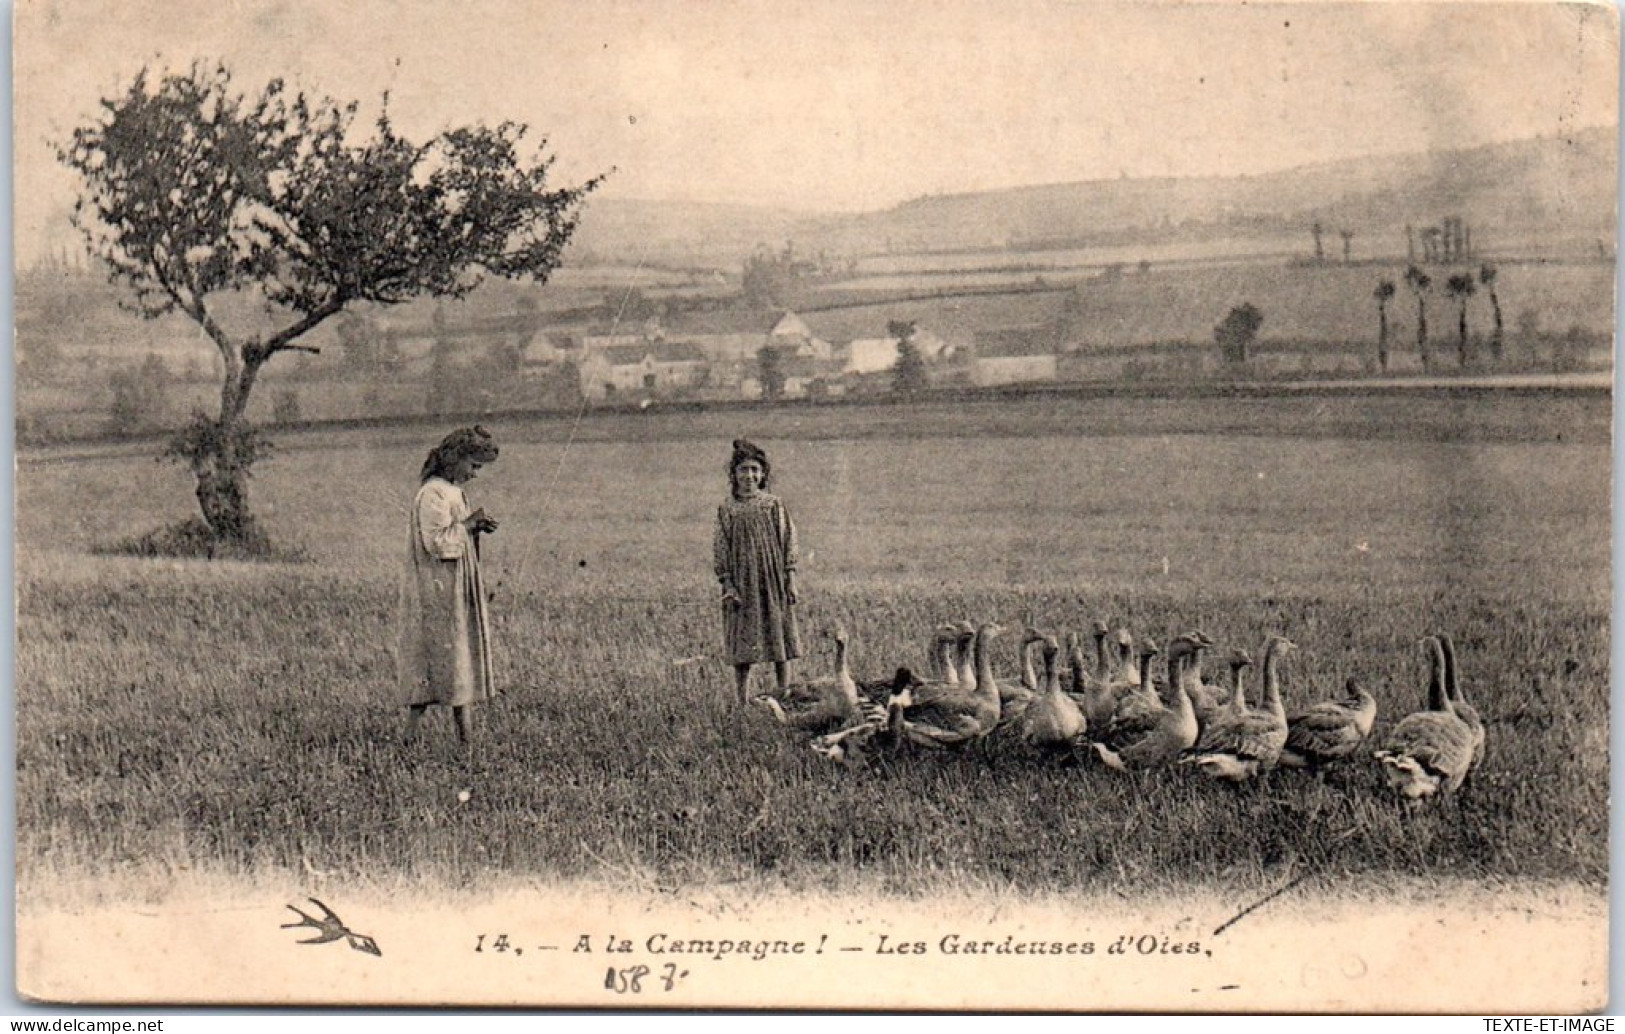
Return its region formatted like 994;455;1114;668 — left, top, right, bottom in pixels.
474;934;485;952
606;966;650;993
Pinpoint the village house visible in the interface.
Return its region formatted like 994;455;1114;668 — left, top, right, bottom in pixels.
766;311;834;360
972;327;1060;386
577;341;710;399
842;326;950;376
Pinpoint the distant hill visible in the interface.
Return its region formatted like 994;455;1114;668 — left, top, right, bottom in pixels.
570;127;1617;266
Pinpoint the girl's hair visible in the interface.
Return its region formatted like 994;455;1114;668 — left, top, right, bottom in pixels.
421;425;500;482
728;438;771;495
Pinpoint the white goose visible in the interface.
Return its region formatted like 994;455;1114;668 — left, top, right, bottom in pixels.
1278;675;1378;771
1112;627;1140;685
1179;631;1228;730
758;625;866;734
894;622;1007;749
996;625;1048;708
1023;634;1086;751
1180;635;1294;782
1069;627;1120;734
1373;636;1477;800
1437;632;1485;775
1093;635;1199;770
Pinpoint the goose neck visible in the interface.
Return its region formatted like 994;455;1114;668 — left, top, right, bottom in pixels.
1425;638;1450;712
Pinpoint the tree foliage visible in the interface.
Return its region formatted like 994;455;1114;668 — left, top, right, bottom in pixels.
1214;303;1263;364
59;61;604;539
757;344;786;399
1404;265;1432;369
1373;279;1396;372
889;319;927;393
1444;272;1477;368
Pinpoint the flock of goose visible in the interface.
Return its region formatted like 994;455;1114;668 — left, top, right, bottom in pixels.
754;620;1486;800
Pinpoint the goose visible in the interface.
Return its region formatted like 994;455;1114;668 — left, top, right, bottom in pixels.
1068;629;1120;733
894;622;1007;749
849;623;959;704
1113;627;1140;685
1023;634;1086;751
1102;628;1154;714
1224;647;1254;712
1277;675;1378;771
990;624;1048;709
953;621;978;690
1373;636;1477;799
1180;635;1294;782
1437;632;1485;774
1092;635;1199;770
1178;631;1228;729
809;668;917;763
757;626;866;733
929;623;963;686
1100;635;1165;736
1068;621;1114;696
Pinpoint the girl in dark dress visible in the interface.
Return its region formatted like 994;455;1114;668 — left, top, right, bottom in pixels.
713;439;802;704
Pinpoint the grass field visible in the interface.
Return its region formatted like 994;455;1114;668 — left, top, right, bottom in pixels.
15;389;1611;905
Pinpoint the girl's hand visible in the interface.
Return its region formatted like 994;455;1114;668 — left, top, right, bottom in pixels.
786;573;798;606
722;590;741;609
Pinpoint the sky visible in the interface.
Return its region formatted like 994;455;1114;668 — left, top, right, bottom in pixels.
12;0;1621;266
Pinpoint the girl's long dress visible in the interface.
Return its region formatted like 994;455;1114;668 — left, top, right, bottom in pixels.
714;492;801;665
398;477;497;707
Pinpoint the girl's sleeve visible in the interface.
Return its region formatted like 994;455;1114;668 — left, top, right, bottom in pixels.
713;505;731;583
779;500;799;571
418;483;468;560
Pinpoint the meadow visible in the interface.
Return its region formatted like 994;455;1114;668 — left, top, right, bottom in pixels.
15;389;1611;906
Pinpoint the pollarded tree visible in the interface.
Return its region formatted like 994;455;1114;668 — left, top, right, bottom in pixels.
59;62;604;542
1404;265;1432;372
1479;263;1503;361
1444;272;1477;368
1373;279;1396;373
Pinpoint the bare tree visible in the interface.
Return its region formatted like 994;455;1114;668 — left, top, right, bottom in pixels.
1373;279;1396;373
1479;264;1503;361
1404;265;1433;372
1444;272;1477;368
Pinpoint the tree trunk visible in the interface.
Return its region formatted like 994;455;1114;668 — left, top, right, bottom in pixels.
1417;300;1430;372
196;446;251;541
193;354;263;542
1458;304;1469;368
1378;302;1389;372
1490;291;1503;361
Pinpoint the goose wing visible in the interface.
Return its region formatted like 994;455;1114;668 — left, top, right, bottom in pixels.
1024;694;1085;747
1374;712;1475;794
1282;703;1369;765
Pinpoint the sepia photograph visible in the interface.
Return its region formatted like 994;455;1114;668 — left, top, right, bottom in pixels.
11;0;1617;1013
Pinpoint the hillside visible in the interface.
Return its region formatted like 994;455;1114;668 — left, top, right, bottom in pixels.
570;127;1617;265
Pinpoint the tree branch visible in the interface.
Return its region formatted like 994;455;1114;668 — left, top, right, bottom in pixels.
257;297;345;359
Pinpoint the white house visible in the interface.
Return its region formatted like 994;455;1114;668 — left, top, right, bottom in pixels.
578;341;710;399
973;330;1058;386
768;311;833;360
843;326;950;375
